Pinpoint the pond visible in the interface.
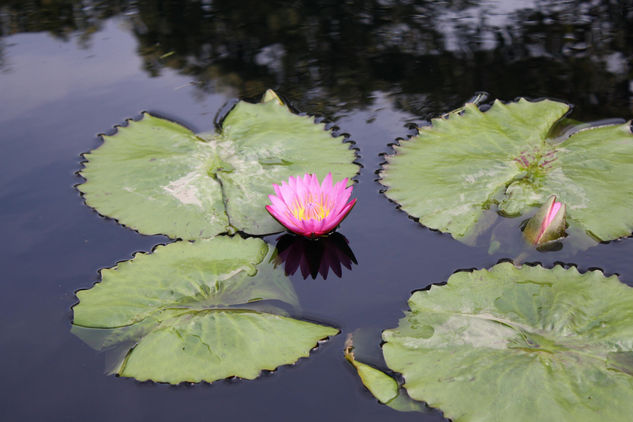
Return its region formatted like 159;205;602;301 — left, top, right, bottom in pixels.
1;1;632;421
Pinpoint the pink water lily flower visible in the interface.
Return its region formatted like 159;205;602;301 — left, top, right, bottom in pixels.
266;173;356;238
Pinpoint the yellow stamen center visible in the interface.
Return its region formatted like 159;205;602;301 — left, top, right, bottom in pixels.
290;194;331;221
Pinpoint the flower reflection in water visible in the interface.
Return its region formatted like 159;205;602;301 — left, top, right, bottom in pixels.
273;233;357;280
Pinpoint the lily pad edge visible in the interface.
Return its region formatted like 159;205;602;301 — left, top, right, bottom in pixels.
111;315;340;386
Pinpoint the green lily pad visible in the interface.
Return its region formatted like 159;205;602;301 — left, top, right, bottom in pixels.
345;336;398;404
344;336;426;413
78;90;358;239
72;236;338;384
380;98;633;242
382;262;633;422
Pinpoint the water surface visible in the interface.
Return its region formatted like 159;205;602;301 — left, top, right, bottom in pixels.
1;1;632;421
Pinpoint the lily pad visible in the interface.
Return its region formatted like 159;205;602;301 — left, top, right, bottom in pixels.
380;98;633;242
382;262;633;422
345;336;398;404
343;335;427;413
78;90;358;239
72;236;338;384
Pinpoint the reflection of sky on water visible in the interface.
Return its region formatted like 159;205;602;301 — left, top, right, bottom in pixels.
433;0;538;51
0;20;140;123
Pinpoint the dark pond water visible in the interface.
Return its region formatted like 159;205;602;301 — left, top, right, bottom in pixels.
1;1;632;421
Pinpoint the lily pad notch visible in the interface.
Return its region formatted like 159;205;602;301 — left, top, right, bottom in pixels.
379;96;633;244
78;89;360;240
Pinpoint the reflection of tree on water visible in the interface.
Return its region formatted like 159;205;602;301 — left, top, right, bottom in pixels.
273;233;358;280
0;0;129;42
0;0;631;118
130;0;633;119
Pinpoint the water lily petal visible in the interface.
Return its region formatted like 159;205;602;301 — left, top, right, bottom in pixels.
331;185;353;216
323;198;357;233
266;205;303;234
321;172;334;191
312;218;327;236
266;173;356;238
277;181;297;209
273;184;290;207
268;194;288;212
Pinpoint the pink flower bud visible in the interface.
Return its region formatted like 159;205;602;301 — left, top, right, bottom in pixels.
523;195;566;246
